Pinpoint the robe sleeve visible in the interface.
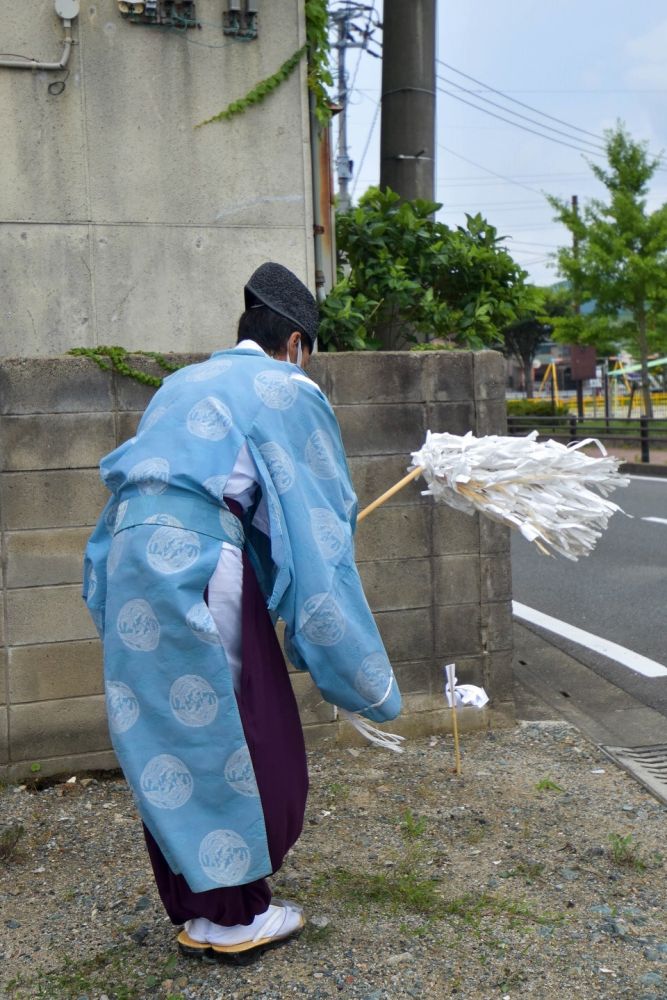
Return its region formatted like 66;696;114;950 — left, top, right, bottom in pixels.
248;376;402;725
81;494;117;640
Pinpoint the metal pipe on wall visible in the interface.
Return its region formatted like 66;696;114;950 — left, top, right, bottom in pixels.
0;0;79;71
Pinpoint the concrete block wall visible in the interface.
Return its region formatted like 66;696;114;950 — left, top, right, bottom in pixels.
0;0;314;357
0;351;513;779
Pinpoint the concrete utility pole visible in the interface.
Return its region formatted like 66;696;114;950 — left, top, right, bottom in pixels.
333;9;353;213
380;0;436;202
331;5;376;213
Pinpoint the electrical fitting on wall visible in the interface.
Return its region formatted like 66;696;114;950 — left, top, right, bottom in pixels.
117;0;198;28
0;0;79;91
223;0;258;40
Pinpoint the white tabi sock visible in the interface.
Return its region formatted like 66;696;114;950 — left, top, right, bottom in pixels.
184;906;283;947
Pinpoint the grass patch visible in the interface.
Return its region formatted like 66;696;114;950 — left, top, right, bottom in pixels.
316;867;562;934
401;808;427;841
319;866;443;915
608;833;648;872
535;778;564;793
5;944;182;1000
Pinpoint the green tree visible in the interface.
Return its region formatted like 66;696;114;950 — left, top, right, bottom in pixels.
319;187;535;351
548;124;667;416
502;286;571;398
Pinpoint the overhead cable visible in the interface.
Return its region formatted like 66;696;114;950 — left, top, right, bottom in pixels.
439;60;606;143
437;85;606;157
438;74;606;154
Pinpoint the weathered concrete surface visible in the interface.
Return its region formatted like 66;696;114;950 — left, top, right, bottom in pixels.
0;350;514;778
0;0;313;356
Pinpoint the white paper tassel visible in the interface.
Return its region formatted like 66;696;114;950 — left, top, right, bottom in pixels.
338;708;405;753
411;430;629;561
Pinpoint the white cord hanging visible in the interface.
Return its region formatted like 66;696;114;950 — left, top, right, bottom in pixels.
338;708;405;753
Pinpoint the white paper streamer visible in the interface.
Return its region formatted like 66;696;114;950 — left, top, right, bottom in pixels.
338;708;405;753
411;430;630;561
444;664;489;708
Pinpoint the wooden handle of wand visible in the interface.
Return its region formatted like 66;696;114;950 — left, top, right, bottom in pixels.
357;466;424;524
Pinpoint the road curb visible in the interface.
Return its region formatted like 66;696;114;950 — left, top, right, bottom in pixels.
620;462;667;477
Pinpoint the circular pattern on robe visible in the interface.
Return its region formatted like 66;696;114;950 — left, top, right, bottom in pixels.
113;499;129;532
144;513;183;527
140;406;167;433
146;526;200;575
254;370;299;410
309;508;347;560
355;652;393;704
299;593;346;646
199;829;252;886
116;599;160;651
258;442;295;494
219;509;244;547
140;754;193;810
170;674;219;727
106;680;140;734
185;601;221;645
87;566;98;601
305;430;338;479
127;457;170;496
186;397;233;441
224;746;259;797
185;358;233;382
203;475;227;502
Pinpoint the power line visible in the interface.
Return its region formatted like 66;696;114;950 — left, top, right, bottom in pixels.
437;144;544;196
352;100;381;197
437;84;606;157
438;74;606;154
439;61;666;170
439;60;606;143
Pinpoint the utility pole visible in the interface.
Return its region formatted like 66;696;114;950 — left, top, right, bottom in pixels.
572;194;584;420
331;5;379;214
332;8;353;213
380;0;436;202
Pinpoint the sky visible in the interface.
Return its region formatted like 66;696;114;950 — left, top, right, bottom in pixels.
333;0;667;287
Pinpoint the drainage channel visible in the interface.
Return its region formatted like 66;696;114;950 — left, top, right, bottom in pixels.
599;745;667;805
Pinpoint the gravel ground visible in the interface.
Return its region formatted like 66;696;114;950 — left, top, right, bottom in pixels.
2;721;667;1000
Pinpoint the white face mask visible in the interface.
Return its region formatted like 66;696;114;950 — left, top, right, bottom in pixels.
296;338;303;368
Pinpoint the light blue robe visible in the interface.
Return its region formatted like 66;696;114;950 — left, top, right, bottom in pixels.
83;348;402;892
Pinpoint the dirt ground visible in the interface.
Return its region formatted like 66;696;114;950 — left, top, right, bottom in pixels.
3;721;667;1000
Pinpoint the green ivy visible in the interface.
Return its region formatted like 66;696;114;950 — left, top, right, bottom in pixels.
196;0;331;128
69;346;184;388
305;0;334;125
196;45;307;127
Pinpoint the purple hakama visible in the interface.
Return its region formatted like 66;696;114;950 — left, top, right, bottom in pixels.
143;500;309;926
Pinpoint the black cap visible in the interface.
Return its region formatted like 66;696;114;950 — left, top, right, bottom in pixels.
244;262;319;348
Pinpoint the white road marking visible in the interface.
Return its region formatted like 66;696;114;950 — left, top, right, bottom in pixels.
628;475;667;483
513;601;667;678
642;516;667;525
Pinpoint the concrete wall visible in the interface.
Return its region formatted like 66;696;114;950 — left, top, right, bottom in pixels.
0;0;313;357
0;350;513;780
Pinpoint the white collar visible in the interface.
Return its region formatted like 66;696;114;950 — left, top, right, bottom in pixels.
234;339;266;354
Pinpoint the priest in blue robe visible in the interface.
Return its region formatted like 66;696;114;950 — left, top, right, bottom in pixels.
83;262;402;962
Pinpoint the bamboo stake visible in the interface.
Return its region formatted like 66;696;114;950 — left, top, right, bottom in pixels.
357;466;424;523
445;662;462;776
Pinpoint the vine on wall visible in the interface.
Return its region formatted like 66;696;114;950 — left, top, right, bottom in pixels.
69;346;183;387
70;3;334;382
196;0;332;128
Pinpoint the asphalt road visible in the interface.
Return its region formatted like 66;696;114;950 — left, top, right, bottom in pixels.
511;474;667;715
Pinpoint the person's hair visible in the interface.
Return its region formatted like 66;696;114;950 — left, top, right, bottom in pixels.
236;305;312;354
